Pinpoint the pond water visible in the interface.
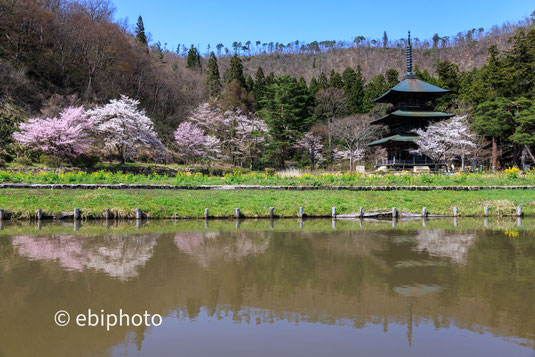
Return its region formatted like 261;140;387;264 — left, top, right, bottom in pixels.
1;218;535;357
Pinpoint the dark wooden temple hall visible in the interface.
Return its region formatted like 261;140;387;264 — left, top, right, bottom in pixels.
368;31;453;171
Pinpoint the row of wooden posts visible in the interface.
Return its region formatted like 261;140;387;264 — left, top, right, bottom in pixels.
0;205;525;221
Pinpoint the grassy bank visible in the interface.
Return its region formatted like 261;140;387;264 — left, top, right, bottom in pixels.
0;189;533;219
0;169;533;187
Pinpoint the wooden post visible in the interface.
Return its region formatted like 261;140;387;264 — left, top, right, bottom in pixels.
269;207;275;219
37;209;42;221
453;206;458;217
204;208;209;219
359;207;364;217
331;207;336;218
299;207;305;218
484;206;489;217
74;208;80;220
422;207;427;217
105;208;111;220
392;207;397;218
517;206;523;217
135;208;142;220
235;208;241;218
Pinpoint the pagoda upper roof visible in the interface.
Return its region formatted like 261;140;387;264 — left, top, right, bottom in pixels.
373;77;450;103
369;110;454;125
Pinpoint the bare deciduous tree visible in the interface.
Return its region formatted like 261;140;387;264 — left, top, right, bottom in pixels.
331;115;381;171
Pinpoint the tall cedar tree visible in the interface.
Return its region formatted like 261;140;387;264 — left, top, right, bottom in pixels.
205;52;222;97
385;68;399;87
342;67;360;114
254;67;266;106
246;75;255;92
318;72;329;90
225;54;246;88
260;75;314;168
472;97;514;169
186;45;202;69
329;70;343;89
309;77;319;96
135;16;147;45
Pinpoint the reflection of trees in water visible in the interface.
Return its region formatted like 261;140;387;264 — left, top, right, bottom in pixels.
12;234;159;280
3;228;535;356
413;229;476;264
174;231;269;268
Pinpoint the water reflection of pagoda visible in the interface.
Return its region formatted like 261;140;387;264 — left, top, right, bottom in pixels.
368;32;453;170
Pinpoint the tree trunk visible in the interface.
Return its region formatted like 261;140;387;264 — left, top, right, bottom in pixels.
491;137;498;171
525;145;535;164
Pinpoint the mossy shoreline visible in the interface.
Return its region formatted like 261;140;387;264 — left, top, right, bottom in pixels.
1;188;534;220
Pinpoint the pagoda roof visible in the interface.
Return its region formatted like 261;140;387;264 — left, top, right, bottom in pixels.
373;77;450;103
369;110;454;125
367;134;420;146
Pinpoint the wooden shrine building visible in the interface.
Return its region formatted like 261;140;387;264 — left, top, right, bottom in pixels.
368;32;453;170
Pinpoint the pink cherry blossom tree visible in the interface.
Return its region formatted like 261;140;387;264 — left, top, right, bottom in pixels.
295;132;324;170
185;103;267;168
85;95;166;163
13;106;93;158
174;121;222;164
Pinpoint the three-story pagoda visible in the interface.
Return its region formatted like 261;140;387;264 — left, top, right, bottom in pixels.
368;32;453;170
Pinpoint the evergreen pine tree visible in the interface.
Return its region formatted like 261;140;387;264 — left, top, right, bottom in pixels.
186;45;202;69
342;67;358;114
135;16;147;45
205;52;222;97
259;75;314;168
382;31;388;48
329;70;343;88
246;75;255;92
265;72;275;86
385;68;399;87
225;54;246;88
309;77;319;96
353;66;366;113
254;67;266;105
318;72;329;90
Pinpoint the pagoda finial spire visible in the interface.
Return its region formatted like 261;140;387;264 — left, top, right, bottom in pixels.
406;31;414;78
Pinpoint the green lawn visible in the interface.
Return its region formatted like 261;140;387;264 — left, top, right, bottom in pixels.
0;189;533;219
0;169;534;187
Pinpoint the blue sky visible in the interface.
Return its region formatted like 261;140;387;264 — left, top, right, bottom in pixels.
113;0;534;52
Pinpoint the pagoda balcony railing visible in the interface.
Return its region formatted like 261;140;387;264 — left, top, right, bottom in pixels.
376;157;446;166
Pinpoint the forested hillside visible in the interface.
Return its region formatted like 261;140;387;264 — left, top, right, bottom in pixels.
1;0;534;169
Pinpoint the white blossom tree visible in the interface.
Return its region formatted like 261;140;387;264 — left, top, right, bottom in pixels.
185;102;267;168
411;116;477;171
86;95;166;163
231;111;268;168
295;132;324;170
333;148;365;164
